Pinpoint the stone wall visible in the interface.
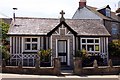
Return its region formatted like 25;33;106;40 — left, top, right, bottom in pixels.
74;58;120;75
2;58;61;75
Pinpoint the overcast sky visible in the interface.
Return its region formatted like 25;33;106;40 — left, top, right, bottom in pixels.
0;0;120;18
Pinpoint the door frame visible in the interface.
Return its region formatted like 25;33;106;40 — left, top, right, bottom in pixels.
58;40;67;65
56;39;70;66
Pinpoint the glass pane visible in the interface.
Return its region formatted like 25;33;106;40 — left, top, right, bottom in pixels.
32;44;37;50
82;45;86;50
25;38;30;42
82;39;86;43
32;38;37;42
58;41;66;53
87;45;94;51
95;45;99;51
95;39;99;43
87;39;94;43
25;44;31;50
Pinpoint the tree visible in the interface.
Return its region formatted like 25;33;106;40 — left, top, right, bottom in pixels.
0;21;9;44
0;21;10;61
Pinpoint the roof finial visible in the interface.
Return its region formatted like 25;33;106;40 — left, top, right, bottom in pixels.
60;10;65;22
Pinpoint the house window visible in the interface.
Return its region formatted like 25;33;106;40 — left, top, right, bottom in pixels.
106;8;111;17
24;38;38;52
81;38;100;53
112;24;118;35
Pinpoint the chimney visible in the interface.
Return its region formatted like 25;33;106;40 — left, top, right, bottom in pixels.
13;8;17;21
79;0;86;8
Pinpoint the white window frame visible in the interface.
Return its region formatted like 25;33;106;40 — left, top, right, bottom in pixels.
24;37;39;52
81;38;100;53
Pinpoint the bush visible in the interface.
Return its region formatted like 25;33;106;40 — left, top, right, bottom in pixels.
37;49;52;62
0;45;10;60
108;40;120;57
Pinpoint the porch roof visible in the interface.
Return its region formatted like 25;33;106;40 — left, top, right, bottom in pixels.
8;17;110;36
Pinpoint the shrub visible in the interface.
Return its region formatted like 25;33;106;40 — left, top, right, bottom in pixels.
0;45;10;60
108;40;120;57
37;49;52;62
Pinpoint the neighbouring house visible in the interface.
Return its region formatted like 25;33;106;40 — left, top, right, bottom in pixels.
7;1;111;67
73;0;120;41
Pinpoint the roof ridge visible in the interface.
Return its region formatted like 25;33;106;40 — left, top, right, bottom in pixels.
15;17;59;20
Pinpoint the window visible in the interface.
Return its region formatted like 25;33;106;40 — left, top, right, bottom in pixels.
106;8;111;17
58;41;66;53
24;38;38;52
81;38;100;53
112;24;118;35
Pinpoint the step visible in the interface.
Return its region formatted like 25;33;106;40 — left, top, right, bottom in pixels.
61;70;75;76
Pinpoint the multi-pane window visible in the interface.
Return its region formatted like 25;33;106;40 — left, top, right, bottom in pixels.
112;24;118;35
81;38;100;53
24;38;38;51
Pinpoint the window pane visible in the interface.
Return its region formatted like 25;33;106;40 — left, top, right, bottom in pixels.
32;44;37;50
95;39;99;43
82;45;86;50
82;39;86;43
95;45;99;51
25;38;30;42
87;45;94;51
32;38;37;42
87;39;94;43
58;41;66;53
25;44;31;50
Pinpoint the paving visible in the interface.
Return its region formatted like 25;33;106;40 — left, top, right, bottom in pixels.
1;71;120;80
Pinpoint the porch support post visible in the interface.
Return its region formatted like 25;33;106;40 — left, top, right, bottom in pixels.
78;37;80;50
43;36;46;50
10;37;12;64
56;39;58;58
106;37;109;63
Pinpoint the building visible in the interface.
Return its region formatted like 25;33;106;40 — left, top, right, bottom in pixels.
7;1;110;67
73;0;120;41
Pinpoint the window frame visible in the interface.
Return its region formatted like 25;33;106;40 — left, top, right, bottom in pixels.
81;38;100;53
24;37;39;52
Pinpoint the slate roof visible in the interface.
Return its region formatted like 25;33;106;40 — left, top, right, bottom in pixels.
8;17;110;36
87;6;111;20
87;6;120;22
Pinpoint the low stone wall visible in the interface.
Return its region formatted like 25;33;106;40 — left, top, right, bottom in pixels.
74;58;120;75
82;66;120;75
2;58;61;75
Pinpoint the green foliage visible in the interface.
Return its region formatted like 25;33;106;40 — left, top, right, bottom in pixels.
0;45;10;60
0;21;9;41
108;40;120;57
75;49;88;59
38;49;52;62
0;21;10;61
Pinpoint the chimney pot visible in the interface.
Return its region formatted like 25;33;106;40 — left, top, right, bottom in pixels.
13;8;17;21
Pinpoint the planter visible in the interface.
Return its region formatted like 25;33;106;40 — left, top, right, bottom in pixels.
40;62;51;67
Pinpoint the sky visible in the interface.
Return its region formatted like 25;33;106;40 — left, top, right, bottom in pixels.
0;0;120;18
